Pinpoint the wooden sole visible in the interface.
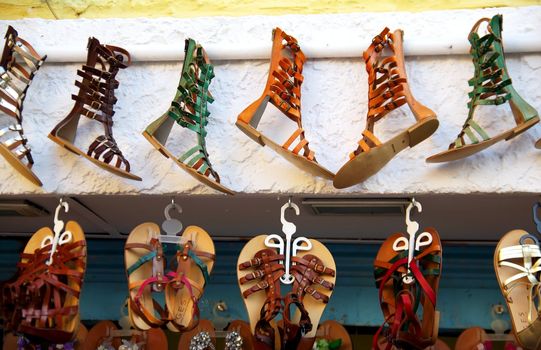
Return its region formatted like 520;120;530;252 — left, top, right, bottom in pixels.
0;143;42;186
48;133;142;181
334;116;438;189
236;120;335;180
237;235;273;336
166;226;215;332
124;222;162;331
142;131;234;195
427;116;539;163
293;238;337;339
494;229;541;350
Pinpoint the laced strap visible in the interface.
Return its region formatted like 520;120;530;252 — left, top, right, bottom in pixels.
498;243;541;323
168;39;221;182
291;254;335;304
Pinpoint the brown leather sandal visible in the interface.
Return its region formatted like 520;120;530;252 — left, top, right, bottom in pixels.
237;235;285;350
6;222;87;344
49;37;141;181
0;26;46;186
283;239;336;350
236;28;334;180
334;28;438;189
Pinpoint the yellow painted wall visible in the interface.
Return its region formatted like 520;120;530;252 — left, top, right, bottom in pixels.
0;0;539;19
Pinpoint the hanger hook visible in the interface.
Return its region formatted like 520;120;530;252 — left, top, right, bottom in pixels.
405;198;422;235
280;199;300;228
164;201;182;221
54;199;69;225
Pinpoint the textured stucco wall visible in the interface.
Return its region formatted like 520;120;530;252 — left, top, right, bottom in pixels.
0;0;539;19
1;7;541;195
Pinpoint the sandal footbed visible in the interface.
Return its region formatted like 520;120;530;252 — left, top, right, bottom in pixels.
0;143;42;186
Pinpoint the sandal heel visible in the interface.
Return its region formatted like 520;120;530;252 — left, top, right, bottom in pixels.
408;117;439;147
236;96;270;146
506;115;539;141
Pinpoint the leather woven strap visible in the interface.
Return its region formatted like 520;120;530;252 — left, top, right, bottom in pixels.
291;254;335;304
167;39;221;183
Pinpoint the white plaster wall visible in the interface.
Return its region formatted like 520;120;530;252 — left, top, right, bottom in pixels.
1;7;541;195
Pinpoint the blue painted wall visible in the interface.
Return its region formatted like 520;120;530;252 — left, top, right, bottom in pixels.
0;238;508;330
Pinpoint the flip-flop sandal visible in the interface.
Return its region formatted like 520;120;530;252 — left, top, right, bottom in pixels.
5;222;86;344
283;238;336;350
454;327;493;350
315;320;352;350
333;27;438;188
427;15;539;163
166;225;215;332
143;39;232;195
236;28;334;180
227;320;254;350
494;230;541;349
178;319;216;350
373;228;442;350
48;37;141;181
124;222;169;330
0;26;46;186
237;235;285;350
81;320;122;350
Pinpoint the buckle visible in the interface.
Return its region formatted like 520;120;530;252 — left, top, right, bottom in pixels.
282;78;294;90
277;97;291;112
257;281;269;290
90;100;102;110
314;264;324;273
385;101;397;111
383;90;393;99
84;110;95;119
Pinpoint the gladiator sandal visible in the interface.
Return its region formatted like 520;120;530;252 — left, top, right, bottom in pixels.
427;14;539;163
6;222;87;344
237;235;285;350
0;26;46;186
373;228;442;350
143;39;232;195
236;28;334;180
49;37;141;180
166;226;215;332
494;230;541;350
283;239;336;350
334;27;438;189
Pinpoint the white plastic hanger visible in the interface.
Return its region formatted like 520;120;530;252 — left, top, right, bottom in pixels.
41;198;73;266
264;197;312;284
392;198;432;284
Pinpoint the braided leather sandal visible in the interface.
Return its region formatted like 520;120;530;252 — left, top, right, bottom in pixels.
0;26;46;186
166;226;215;332
143;39;232;195
427;15;539;163
494;230;541;349
333;28;438;189
124;222;169;330
373;228;442;350
5;222;87;344
237;235;284;350
283;239;336;350
236;28;334;180
49;37;140;181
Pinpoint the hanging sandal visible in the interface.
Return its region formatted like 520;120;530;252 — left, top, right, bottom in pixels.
427;15;539;163
143;39;232;195
494;230;541;350
166;226;215;332
373;228;442;350
333;27;437;188
236;28;334;180
237;235;285;350
0;26;46;186
49;37;140;181
283;238;336;350
124;222;169;330
6;222;87;344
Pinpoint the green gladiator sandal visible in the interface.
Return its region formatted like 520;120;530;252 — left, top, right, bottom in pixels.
143;39;233;195
427;14;539;163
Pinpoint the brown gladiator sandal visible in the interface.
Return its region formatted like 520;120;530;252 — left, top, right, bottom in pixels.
49;37;141;181
237;235;284;350
236;28;334;180
0;26;46;186
334;28;438;189
283;239;336;350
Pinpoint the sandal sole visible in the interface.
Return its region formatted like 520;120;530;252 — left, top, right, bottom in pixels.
48;134;142;181
0;143;42;186
166;226;215;332
334;116;438;188
236;117;335;181
142;131;234;195
427;116;539;163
